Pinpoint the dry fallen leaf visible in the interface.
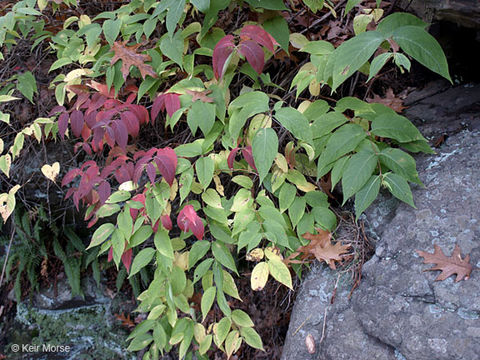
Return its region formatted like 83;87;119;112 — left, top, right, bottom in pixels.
286;229;351;269
110;41;158;80
305;334;316;354
246;248;264;262
417;244;473;282
367;88;407;113
185;89;214;103
41;162;60;182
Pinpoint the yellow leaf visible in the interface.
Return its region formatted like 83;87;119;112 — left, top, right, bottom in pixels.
250;262;269;291
41;162;60;182
267;258;293;289
246;248;264;262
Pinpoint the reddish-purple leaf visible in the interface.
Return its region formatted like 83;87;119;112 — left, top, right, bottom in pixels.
121;111;140;137
58;112;69;140
240;25;275;53
112;120;128;149
155;147;177;185
129;104;149;125
164;93;181;118
122;247;133;273
242;146;257;171
151;94;165;122
85;110;97;128
108;246;114;262
161;214;172;231
177;205;204;240
86;93;106;115
70;110;84;137
97;180;111;204
146;162;157;184
104;126;116;148
115;162;134;184
213;35;235;79
62;168;82;186
130;193;146;219
49;106;66;116
238;40;264;75
227;147;240;170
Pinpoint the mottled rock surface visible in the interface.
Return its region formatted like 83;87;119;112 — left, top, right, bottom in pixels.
282;85;480;360
399;0;480;28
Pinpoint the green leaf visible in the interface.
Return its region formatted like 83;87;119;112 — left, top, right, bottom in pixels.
278;182;296;213
212;241;238;274
16;72;37;103
274;107;312;143
311;111;349;139
187;101;215;136
331;31;385;91
330;155;349;190
49;58;72;72
222;270;241;300
354;175;381;220
87;223;114;249
341;150;378;204
263;16;290;52
193;258;214;284
232;175;253;189
244;0;287;10
393;26;451;82
127;333;153;351
153;323;167;349
188;241;211;269
106;190;131;204
191;0;210;12
228;91;269;143
383;172;415;207
201;286;216;321
252;128;278;184
214;317;231;347
267;259;293;289
345;0;362;13
317;124;366;178
129;248;156;277
371;113;426;143
160;30;184;68
300;40;334;55
377;12;427;38
130;225;153;247
367;52;392;82
171;265;187;295
240;327;264;350
102;18;121;45
379;147;421;184
154;230;174;260
232;309;254;327
196;156;215;189
289;196;306;228
393;52;411;72
166;0;186;36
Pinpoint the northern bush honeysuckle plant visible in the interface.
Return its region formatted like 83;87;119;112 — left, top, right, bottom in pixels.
0;0;451;358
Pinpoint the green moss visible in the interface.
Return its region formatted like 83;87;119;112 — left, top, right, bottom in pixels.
5;302;135;360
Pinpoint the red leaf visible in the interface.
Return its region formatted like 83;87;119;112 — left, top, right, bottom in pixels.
97;180;111;204
112;120;128;149
122;247;133;273
70;110;84;137
240;25;276;53
227;147;240;170
146;162;157;184
121;111;140;137
213;35;235;79
151;94;165;122
58;112;69;140
242;146;257;171
129;104;149;125
238;40;264;75
164;93;181;118
161;214;172;231
177;205;204;240
130;193;146;219
108;246;113;262
155;147;177;185
88;81;115;98
85;110;97;128
62;168;82;186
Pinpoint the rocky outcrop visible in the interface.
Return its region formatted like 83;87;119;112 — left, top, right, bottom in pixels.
399;0;480;28
282;85;480;359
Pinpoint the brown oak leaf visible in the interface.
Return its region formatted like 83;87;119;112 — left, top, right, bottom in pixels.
110;41;157;80
367;88;407;113
286;229;351;270
185;89;214;103
417;244;473;282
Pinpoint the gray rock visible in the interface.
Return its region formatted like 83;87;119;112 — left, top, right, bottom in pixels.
399;0;480;28
282;87;480;359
